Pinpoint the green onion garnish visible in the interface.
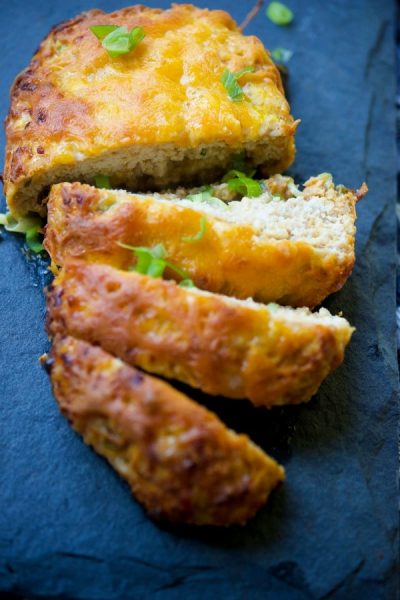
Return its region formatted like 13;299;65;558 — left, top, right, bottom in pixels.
90;25;119;40
0;212;45;253
26;226;44;253
222;170;262;197
270;48;293;63
117;242;194;286
182;216;207;243
90;25;145;58
266;2;294;26
179;279;195;288
95;175;111;189
186;187;228;210
221;66;255;102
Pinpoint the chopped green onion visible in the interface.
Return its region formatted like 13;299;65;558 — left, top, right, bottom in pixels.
186;187;228;210
270;48;293;63
129;26;145;49
222;170;262;197
182;217;207;243
266;2;294;26
95;175;111;189
117;241;194;286
179;279;195;288
91;25;145;58
26;226;44;253
221;66;254;102
90;25;119;40
0;212;45;253
0;213;41;233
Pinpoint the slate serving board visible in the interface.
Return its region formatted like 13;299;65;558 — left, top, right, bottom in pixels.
0;1;398;598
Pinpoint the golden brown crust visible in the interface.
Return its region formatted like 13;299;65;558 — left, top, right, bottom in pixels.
46;261;354;407
4;4;296;215
44;177;358;307
48;335;284;525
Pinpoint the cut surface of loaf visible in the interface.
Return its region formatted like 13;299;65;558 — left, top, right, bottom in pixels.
46;260;354;407
4;4;297;217
47;335;284;526
45;174;363;307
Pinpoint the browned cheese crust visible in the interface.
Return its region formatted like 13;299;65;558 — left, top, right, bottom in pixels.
44;175;361;307
4;4;297;216
47;261;354;407
48;336;284;525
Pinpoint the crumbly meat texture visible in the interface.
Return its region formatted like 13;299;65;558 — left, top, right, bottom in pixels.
4;4;297;217
47;336;284;525
45;174;362;307
46;260;354;407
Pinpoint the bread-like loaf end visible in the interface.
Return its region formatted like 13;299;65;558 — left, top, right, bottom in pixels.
46;335;284;526
4;4;297;216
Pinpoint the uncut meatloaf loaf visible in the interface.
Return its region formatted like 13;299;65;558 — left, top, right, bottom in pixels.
46;260;354;407
47;336;284;526
45;173;364;307
4;3;297;217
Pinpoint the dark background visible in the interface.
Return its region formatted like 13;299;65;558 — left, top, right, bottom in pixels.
0;1;398;599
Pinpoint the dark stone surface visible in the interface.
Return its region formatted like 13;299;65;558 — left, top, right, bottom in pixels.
0;1;398;598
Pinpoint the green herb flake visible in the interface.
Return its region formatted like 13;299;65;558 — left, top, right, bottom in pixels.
222;170;262;198
266;2;294;26
221;66;255;102
117;241;195;286
186;187;228;210
90;25;119;40
95;175;111;189
179;279;195;288
182;216;207;243
25;225;44;253
0;213;45;253
270;48;293;63
91;25;145;58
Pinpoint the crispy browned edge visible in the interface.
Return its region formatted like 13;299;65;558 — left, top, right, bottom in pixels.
46;260;354;407
45;335;284;526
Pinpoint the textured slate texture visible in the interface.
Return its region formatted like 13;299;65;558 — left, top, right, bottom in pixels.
0;1;398;598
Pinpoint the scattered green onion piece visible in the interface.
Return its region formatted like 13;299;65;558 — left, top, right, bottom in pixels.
117;242;193;286
95;175;111;189
186;188;228;210
270;48;293;63
0;212;45;252
182;217;207;243
0;213;41;233
266;2;294;26
222;170;262;197
147;257;167;278
91;25;145;58
25;226;44;253
102;27;131;57
129;26;145;49
221;66;254;102
90;25;119;41
179;279;195;288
